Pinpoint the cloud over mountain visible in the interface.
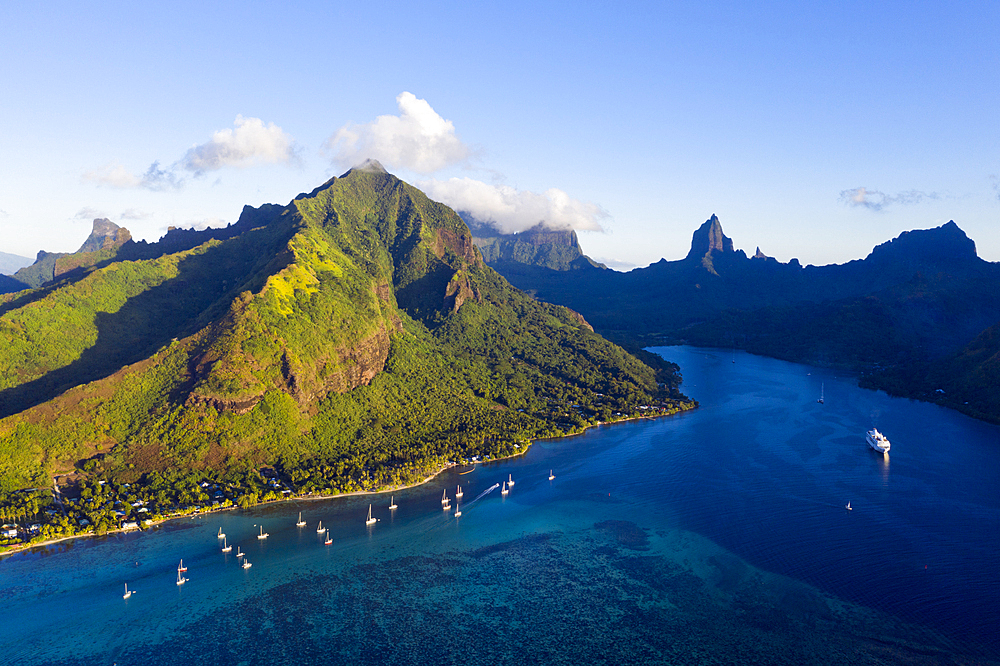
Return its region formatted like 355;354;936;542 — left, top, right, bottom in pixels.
180;115;297;173
325;92;469;174
84;116;295;190
421;177;607;233
839;186;941;212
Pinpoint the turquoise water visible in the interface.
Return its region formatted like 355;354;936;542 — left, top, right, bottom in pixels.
1;346;998;665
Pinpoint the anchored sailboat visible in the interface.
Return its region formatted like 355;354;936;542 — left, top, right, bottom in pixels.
365;504;377;525
296;512;306;527
507;474;514;487
455;485;463;499
324;531;333;545
177;559;187;573
548;470;555;481
501;481;508;496
123;583;133;599
316;520;324;533
236;546;244;558
441;489;449;505
217;527;225;539
242;559;252;569
176;569;188;585
221;537;231;553
257;525;268;540
389;496;398;510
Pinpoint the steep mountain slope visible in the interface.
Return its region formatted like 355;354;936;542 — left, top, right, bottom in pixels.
465;215;606;271
861;321;1000;424
0;163;688;506
491;215;1000;421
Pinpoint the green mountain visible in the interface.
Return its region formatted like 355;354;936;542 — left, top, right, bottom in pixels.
2;218;133;291
0;162;689;528
488;215;1000;422
861;321;1000;423
464;216;606;271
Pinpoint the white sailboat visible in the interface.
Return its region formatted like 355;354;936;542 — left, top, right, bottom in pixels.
123;583;133;599
508;474;514;487
365;504;377;525
221;537;231;553
176;569;188;585
217;526;225;539
257;525;268;540
501;481;508;496
316;520;325;534
242;559;252;569
548;470;555;481
441;489;449;505
454;508;462;517
324;531;332;545
389;496;398;510
236;546;244;558
845;502;852;511
296;512;306;527
455;485;463;499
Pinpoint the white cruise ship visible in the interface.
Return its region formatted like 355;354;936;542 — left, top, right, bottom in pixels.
866;428;890;453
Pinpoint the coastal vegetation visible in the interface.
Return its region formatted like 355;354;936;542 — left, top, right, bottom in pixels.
0;162;692;551
487;216;1000;424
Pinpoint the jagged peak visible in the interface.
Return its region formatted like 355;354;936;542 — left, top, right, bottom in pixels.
78;218;130;254
685;214;734;260
753;247;769;259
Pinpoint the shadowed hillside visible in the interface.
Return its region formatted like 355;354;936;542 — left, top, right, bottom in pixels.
0;163;690;516
490;216;1000;422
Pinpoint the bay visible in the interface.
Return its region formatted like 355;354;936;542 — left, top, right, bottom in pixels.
1;346;997;664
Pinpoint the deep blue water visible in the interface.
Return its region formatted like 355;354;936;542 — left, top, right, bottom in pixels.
1;346;998;665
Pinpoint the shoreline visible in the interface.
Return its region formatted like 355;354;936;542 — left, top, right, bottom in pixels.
1;404;695;559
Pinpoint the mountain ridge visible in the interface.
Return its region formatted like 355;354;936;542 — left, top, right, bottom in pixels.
0;168;689;529
485;215;1000;423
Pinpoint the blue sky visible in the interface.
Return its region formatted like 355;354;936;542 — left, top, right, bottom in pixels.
2;1;998;269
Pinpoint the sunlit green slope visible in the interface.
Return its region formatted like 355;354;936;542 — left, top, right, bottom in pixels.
0;163;687;499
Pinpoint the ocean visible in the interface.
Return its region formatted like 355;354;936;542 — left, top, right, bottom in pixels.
1;346;997;665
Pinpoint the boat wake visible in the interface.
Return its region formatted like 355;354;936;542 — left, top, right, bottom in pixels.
462;483;500;511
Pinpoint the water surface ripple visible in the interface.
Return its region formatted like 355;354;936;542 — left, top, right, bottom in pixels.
1;346;997;664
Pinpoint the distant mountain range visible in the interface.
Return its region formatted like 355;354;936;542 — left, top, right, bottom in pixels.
0;251;32;276
463;216;605;271
0;162;685;500
477;215;1000;423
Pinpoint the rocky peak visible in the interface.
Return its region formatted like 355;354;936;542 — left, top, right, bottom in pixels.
77;218;131;254
685;214;735;261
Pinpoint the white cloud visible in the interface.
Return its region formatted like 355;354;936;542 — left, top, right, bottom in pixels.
184;217;226;231
120;208;152;220
326;92;469;174
839;186;941;212
83;116;295;191
83;160;182;191
420;177;607;233
83;163;144;189
181;115;297;173
74;206;107;220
